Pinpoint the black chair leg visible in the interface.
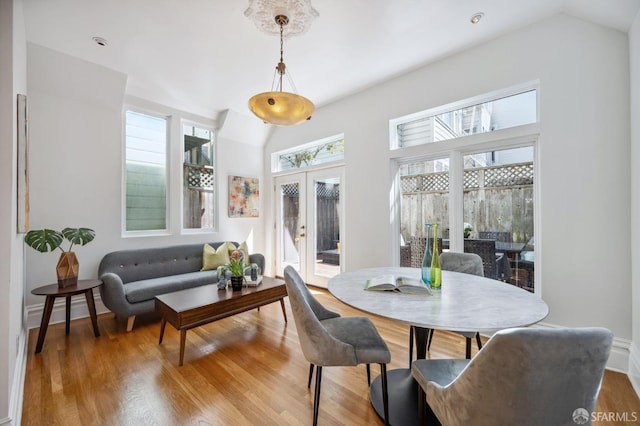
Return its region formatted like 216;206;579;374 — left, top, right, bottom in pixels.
308;364;314;388
313;366;322;426
380;363;390;426
366;364;371;386
475;333;483;350
465;338;472;359
418;384;425;426
426;328;435;351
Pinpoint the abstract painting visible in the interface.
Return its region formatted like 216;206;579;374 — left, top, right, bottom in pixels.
228;175;259;217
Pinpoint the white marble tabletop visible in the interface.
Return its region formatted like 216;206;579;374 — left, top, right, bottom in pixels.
328;267;548;332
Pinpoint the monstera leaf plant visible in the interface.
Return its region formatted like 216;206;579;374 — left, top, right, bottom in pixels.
25;227;95;288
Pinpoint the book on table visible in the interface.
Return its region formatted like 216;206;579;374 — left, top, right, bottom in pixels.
364;275;432;295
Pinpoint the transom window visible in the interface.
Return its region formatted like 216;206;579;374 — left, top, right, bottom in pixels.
391;88;537;149
272;134;344;173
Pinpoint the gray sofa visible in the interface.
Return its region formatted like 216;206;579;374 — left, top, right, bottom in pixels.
98;242;265;331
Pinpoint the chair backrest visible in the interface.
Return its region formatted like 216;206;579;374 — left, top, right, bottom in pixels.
283;266;357;366
478;231;512;242
440;252;484;276
463;239;497;279
426;327;614;426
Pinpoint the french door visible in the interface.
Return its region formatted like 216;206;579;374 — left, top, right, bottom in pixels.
274;167;344;287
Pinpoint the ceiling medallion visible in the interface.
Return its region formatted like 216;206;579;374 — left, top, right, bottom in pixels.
244;0;319;38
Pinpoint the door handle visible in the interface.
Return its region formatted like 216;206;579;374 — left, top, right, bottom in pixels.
299;233;306;237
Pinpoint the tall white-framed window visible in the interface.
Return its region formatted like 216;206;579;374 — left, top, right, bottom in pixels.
393;83;540;293
124;109;169;234
182;122;215;232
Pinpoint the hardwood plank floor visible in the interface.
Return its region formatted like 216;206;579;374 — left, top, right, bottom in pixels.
23;288;640;425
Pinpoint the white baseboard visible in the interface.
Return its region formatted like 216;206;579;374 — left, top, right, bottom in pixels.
26;292;110;330
629;342;640;399
1;327;27;426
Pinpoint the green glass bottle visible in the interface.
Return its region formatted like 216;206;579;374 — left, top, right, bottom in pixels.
430;223;442;289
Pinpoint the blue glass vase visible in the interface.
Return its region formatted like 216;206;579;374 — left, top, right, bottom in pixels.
421;224;433;284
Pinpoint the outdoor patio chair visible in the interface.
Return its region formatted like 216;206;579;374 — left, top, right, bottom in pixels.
411;327;613;426
463;238;504;280
283;266;391;426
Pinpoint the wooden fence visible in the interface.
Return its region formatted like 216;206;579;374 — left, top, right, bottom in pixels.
401;162;534;243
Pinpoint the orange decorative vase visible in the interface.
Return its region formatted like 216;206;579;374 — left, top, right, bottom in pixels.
56;252;79;288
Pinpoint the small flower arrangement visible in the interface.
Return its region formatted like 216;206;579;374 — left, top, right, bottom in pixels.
226;250;245;277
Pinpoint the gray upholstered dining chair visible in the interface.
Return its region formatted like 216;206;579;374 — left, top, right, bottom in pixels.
412;327;613;426
283;266;391;426
410;252;484;361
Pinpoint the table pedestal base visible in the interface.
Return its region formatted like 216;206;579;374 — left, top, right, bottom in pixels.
370;368;419;425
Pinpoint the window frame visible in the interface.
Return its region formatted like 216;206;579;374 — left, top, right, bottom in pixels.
122;107;171;237
180;119;217;234
390;83;541;294
389;81;540;150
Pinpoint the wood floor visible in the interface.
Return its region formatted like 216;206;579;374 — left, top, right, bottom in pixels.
23;288;640;425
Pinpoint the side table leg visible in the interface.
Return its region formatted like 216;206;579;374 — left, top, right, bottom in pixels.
84;289;100;337
65;296;71;336
280;299;288;323
35;296;55;354
179;330;187;366
159;319;166;344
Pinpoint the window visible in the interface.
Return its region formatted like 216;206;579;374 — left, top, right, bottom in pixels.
395;84;538;291
391;89;537;149
272;135;344;173
124;110;168;232
183;123;215;230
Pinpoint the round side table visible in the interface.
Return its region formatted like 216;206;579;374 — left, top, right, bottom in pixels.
31;279;103;353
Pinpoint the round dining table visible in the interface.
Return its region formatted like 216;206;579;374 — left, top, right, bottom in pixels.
328;267;549;425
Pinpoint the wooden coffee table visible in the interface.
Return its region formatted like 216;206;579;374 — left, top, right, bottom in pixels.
155;276;287;366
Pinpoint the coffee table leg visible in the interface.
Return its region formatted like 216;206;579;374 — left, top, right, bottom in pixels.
280;299;288;323
159;319;166;344
65;296;71;336
84;289;100;337
35;296;55;354
179;330;187;366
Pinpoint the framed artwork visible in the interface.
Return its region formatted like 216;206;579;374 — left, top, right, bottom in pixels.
228;175;259;218
17;94;29;233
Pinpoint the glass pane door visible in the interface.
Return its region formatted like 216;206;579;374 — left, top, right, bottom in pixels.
275;167;344;287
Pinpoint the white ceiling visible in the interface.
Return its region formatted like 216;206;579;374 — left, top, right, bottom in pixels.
22;0;640;121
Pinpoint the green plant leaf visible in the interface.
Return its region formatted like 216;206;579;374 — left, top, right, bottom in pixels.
61;227;96;246
24;229;64;252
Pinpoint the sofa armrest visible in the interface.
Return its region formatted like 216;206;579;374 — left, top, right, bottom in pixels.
99;272;131;316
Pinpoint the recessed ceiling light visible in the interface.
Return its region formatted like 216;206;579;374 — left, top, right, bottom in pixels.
92;36;108;46
470;12;484;24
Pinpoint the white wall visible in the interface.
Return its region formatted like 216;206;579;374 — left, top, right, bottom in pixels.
265;14;633;369
24;45;266;310
0;0;27;424
629;9;640;395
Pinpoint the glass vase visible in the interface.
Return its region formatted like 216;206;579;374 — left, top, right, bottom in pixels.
421;224;433;284
430;223;442;289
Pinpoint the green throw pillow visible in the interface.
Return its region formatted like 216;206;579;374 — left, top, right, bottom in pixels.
201;243;230;271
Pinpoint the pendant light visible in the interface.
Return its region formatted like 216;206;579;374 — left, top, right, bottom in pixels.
248;14;314;126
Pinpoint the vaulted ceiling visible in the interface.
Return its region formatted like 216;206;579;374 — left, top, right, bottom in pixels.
22;0;640;120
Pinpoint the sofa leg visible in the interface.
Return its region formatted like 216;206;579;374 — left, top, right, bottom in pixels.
126;315;136;332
